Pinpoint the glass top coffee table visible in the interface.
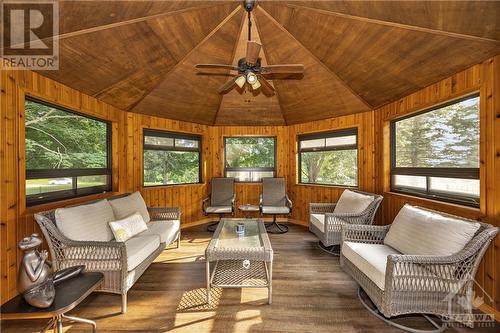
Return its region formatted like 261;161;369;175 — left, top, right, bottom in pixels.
205;218;273;304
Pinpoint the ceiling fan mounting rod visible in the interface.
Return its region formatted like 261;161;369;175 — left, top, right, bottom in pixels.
244;0;255;41
248;11;252;41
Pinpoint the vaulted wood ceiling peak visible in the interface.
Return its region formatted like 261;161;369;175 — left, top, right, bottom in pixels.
31;1;500;125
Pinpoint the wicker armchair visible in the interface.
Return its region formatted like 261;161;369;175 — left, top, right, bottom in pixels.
340;207;499;332
309;190;382;254
34;195;181;314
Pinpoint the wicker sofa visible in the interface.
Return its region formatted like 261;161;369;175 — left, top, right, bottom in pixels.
34;192;181;313
340;204;498;332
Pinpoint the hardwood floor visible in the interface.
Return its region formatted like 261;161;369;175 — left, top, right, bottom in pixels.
2;224;498;333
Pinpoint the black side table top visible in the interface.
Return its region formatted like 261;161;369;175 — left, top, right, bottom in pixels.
1;272;103;320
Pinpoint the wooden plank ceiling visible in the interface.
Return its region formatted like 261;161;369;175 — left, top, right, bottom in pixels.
30;0;500;125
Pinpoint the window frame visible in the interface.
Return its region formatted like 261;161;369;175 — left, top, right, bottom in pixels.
25;96;112;206
389;93;480;207
142;128;202;187
297;127;359;187
223;136;277;183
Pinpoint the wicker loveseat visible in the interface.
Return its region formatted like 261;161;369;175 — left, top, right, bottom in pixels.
34;192;181;313
340;204;498;332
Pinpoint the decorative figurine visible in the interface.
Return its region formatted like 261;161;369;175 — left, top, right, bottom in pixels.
17;234;54;308
17;234;86;308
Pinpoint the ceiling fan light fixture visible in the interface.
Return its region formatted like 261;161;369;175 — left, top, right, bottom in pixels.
251;80;261;90
235;75;246;88
246;71;258;85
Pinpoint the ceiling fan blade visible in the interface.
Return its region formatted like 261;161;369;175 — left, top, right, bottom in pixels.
195;64;239;71
246;41;261;64
262;64;304;75
217;76;238;94
257;74;275;96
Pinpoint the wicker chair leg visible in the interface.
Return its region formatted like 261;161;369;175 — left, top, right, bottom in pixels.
358;288;447;333
318;241;340;256
121;293;127;314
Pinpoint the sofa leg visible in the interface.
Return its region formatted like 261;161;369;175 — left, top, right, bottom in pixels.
358;287;446;333
176;235;181;248
121;293;127;314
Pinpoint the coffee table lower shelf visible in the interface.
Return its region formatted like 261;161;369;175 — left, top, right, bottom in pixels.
206;259;272;304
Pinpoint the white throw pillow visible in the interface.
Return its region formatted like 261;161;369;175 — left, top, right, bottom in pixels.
109;213;148;242
109;191;150;223
55;199;115;242
384;204;480;256
334;190;374;214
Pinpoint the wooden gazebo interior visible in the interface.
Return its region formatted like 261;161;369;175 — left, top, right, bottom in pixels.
1;1;500;332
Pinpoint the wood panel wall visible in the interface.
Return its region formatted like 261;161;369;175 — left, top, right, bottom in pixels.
373;56;500;315
287;111;376;223
207;126;289;219
0;68;212;303
1;56;499;314
1;68;123;302
126;113;210;225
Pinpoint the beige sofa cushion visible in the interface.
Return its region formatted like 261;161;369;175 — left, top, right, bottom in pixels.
125;234;160;271
142;220;180;244
334;190;374;214
384;204;480;256
109;213;148;242
342;241;401;290
310;213;325;231
55;199;115;242
109;191;150;223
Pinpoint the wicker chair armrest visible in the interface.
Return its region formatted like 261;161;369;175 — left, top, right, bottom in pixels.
57;240;126;271
325;206;372;219
148;207;181;221
388;253;463;266
309;203;337;214
342;224;390;244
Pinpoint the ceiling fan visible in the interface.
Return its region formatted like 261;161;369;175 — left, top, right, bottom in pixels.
194;0;304;96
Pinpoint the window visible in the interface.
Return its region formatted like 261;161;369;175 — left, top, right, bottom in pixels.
143;129;201;186
25;98;111;206
298;128;358;186
224;137;276;182
391;94;480;207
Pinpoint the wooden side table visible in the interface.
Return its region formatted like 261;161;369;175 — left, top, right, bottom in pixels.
238;204;260;219
1;272;103;333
